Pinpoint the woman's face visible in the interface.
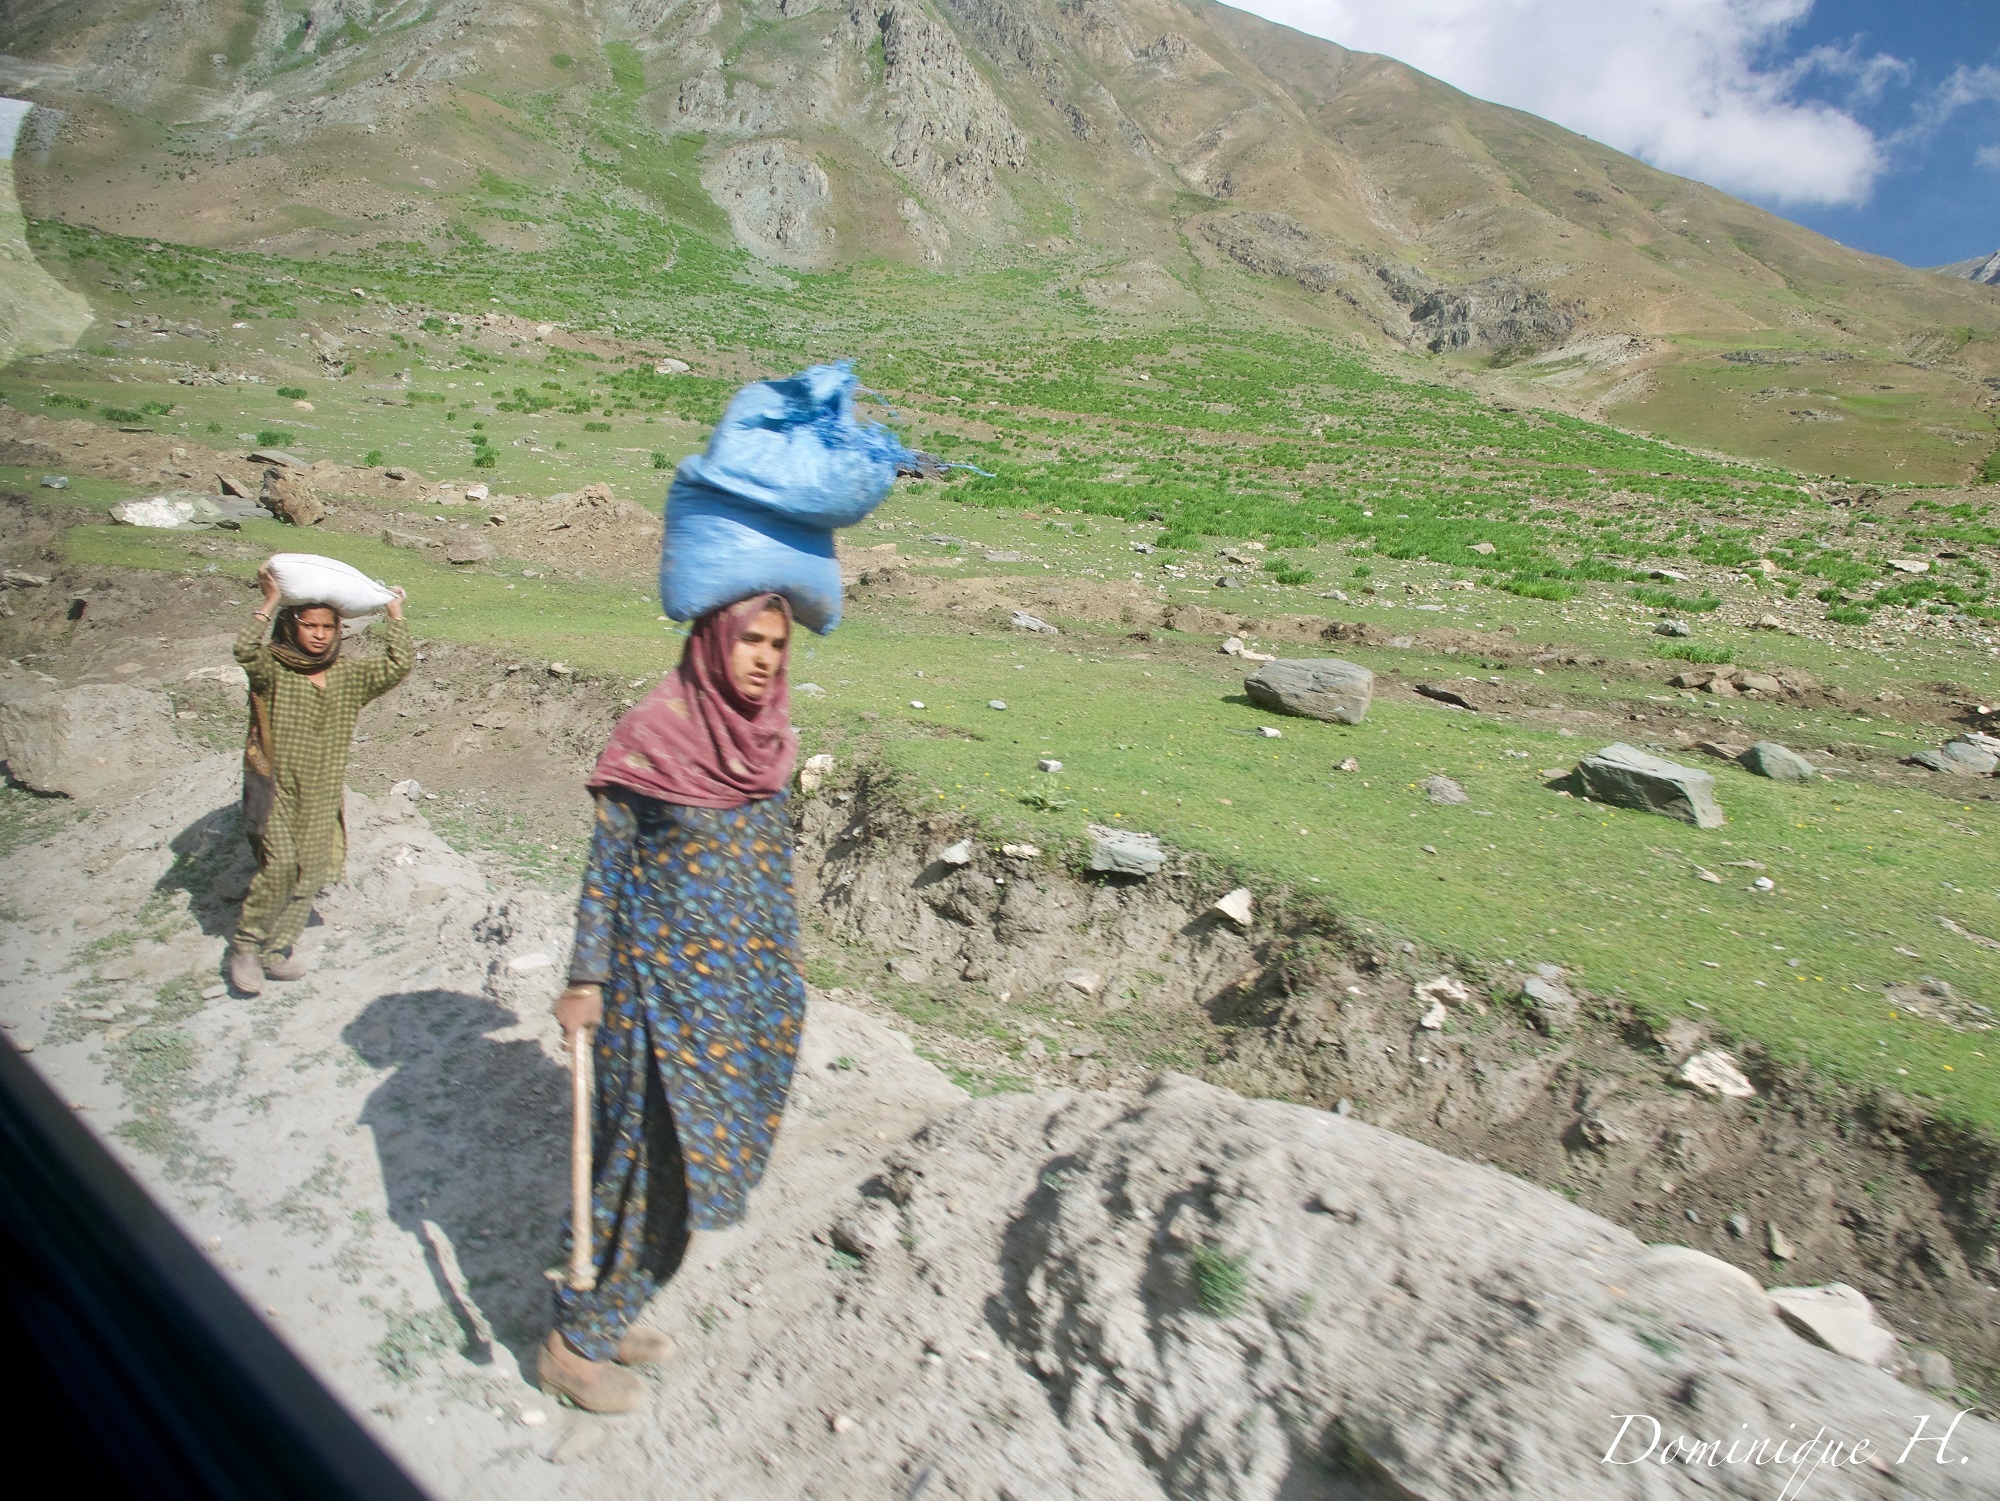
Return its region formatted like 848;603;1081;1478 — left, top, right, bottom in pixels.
294;607;339;657
728;607;789;702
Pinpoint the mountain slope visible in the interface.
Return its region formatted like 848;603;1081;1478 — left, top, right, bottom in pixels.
3;0;1998;479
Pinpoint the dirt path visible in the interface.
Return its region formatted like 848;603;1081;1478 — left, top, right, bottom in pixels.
0;729;966;1494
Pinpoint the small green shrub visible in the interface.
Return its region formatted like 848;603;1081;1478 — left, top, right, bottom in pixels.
651;451;669;469
1502;576;1576;601
1018;788;1072;812
1826;605;1872;625
584;420;612;432
100;406;145;424
43;393;91;410
1631;585;1720;613
1263;559;1313;585
364;449;384;466
276;386;307;400
1190;1244;1252;1317
472;452;497;468
1658;642;1735;664
551;52;574;68
255;429;293;447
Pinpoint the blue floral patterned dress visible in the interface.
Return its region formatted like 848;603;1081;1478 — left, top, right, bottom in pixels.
554;787;805;1361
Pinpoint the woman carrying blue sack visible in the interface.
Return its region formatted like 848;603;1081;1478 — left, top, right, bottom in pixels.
539;593;800;1410
537;363;916;1412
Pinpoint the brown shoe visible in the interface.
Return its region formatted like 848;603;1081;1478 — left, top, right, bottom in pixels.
538;1330;643;1414
228;948;264;996
615;1325;672;1367
262;950;308;981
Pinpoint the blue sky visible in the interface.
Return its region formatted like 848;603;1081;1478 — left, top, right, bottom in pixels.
1240;0;2000;268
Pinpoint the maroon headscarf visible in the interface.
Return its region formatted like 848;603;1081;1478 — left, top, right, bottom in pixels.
587;593;798;808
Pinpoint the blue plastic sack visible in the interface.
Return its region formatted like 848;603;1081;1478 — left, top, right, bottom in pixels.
661;362;915;634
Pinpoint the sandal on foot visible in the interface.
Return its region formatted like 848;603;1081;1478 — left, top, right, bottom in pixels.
537;1331;643;1414
263;950;308;981
615;1326;673;1367
228;948;264;996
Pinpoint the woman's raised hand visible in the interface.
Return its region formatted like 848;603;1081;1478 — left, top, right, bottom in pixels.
555;982;603;1037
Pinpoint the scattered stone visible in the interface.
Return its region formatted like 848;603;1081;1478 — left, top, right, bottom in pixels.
1768;1284;1896;1366
1130;542;1154;554
798;753;836;793
1469;541;1495;555
829;1204;898;1261
547;1421;608;1465
1650;567;1689;581
1653;619;1692;637
909;700;926;710
1726;1213;1750;1239
795;682;826;697
0;684;182;797
1767;1221;1795;1261
445;533;495;564
887;957;932;983
1419;1000;1447;1030
938;840;974;866
1;570;51;589
1036;758;1063;773
654;357;691;374
216;473;252;498
1739;741;1815;781
1886;558;1931;574
1911;732;2000;776
1694;867;1722;883
1754;613;1785;630
1060;968;1105;997
1254;726;1282;739
506;953;555;974
1422;775;1467;805
1676;1050;1756;1098
1212;888;1253;927
984;551;1029;563
1215;575;1240;589
1569;743;1725;828
988;700;1008;710
547;662;573;677
1087;824;1164;877
260;467;324;526
247;448;305;468
39;475;68;489
1737;673;1783;695
1335;757;1360;773
1010;610;1058;635
1243;658;1374;725
1520;974;1580;1033
1911;1349;1957;1392
1415;975;1470;1005
110;495;215;528
1751;876;1775;892
1221;636;1246;656
200;983;228;1000
1000;843;1040;859
389;778;424;800
465;483;490;503
1413;682;1480;711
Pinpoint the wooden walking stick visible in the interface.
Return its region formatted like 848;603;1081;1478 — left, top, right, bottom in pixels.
567;1026;597;1292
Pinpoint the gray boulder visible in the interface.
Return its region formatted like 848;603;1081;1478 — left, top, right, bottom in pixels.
0;684;183;797
444;533;495;565
1912;732;2000;776
1087;823;1164;877
774;1072;2000;1501
1243;658;1373;724
1739;741;1815;781
1571;742;1725;827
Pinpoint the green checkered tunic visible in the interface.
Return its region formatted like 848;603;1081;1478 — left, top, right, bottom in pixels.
232;613;412;955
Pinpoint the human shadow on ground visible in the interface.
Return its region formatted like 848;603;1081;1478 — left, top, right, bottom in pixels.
157;803;260;939
344;988;570;1374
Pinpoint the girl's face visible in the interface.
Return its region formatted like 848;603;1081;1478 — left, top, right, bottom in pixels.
294;607;339;656
728;608;789;702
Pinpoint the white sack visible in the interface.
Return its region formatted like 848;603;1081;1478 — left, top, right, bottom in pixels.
265;553;398;614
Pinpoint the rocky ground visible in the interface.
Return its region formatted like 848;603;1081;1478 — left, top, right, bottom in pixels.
3;602;1999;1496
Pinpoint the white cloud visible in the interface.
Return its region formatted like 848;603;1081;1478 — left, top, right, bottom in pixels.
1978;144;2000;172
1231;0;1890;205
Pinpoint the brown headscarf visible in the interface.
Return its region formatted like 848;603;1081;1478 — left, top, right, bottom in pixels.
267;603;342;673
587;593;798;808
